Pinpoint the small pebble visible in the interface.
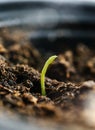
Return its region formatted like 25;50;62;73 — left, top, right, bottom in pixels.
82;80;95;88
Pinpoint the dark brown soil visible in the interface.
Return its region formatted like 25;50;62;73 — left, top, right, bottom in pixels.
0;28;95;129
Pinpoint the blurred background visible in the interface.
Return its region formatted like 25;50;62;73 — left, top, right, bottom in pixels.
1;0;95;48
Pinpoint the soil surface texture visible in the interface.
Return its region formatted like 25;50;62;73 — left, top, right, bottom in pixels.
0;28;95;129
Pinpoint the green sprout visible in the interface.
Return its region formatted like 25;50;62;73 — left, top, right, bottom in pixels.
40;55;57;96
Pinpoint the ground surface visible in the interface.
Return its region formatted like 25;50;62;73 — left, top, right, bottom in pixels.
0;28;95;129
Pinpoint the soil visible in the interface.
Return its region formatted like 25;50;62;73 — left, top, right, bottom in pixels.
0;28;95;129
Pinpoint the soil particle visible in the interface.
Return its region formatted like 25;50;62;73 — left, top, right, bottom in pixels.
87;57;95;73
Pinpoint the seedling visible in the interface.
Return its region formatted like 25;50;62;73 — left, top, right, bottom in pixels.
40;55;57;96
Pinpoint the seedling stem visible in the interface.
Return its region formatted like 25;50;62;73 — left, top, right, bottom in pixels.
41;55;57;96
